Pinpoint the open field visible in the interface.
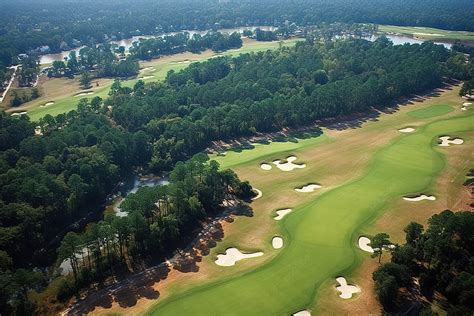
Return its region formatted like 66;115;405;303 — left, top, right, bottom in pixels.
4;38;301;121
80;86;472;315
379;25;474;43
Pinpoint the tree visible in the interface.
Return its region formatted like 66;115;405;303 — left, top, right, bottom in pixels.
404;222;423;246
13;269;43;300
374;273;399;309
109;79;122;96
79;71;92;89
371;233;391;263
57;232;81;279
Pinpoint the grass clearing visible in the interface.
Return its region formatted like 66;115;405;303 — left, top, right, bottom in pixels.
407;103;453;119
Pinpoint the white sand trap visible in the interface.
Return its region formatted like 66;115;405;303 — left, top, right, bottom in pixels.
139;76;154;80
295;183;321;193
215;248;263;266
293;310;311;316
140;67;155;72
260;163;272;170
75;91;94;97
399;127;415;133
461;102;471;111
252;188;262;200
438;136;464;146
272;236;283;249
274;208;293;220
336;277;361;299
40;101;55;108
413;32;444;37
403;194;436;202
358;236;374;253
272;156;306;171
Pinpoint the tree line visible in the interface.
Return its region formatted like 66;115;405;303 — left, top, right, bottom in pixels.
130;31;243;60
372;210;474;315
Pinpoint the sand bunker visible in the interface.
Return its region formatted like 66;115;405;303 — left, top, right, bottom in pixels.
413;32;444;37
403;194;436;201
274;208;292;220
336;277;361;299
272;156;306;171
438;136;464;146
293;311;311;316
75;91;94;97
215;248;263;266
252;189;262;200
40;101;55;108
295;183;321;193
139;76;154;80
399;127;415;133
272;236;283;249
260;163;272;170
140;67;155;72
358;236;374;253
12;111;27;116
461;102;471;111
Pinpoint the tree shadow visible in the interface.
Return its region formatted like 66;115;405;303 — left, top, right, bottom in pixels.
67;264;169;314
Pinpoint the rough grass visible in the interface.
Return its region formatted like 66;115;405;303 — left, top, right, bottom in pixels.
137;88;472;315
407;104;454;119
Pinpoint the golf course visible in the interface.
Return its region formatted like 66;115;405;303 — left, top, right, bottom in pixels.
5;38;300;121
82;85;472;315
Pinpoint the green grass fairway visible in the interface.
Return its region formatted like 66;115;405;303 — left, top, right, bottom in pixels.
379;25;474;42
407;104;454;119
145;104;472;315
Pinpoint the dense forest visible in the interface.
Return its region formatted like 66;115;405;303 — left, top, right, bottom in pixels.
0;37;473;313
1;0;474;68
372;210;474;314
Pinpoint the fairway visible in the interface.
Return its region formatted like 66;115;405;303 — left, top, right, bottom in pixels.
407;103;454;118
135;88;473;315
5;38;301;121
379;24;474;42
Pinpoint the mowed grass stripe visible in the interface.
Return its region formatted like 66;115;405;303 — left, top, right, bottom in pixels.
407;103;454;119
147;110;472;315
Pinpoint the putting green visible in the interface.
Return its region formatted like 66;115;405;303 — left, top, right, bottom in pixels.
146;111;472;315
407;103;453;119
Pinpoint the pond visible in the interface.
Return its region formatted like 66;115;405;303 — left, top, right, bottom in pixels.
110;173;170;217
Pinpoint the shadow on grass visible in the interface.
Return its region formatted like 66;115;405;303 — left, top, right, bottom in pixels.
68;264;169;313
